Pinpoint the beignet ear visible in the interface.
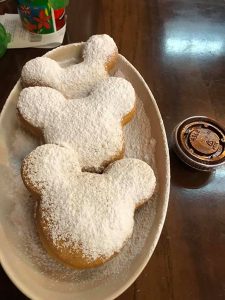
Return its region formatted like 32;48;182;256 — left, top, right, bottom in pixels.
17;87;65;129
21;57;61;88
83;34;118;64
89;77;135;120
21;144;80;194
105;158;156;207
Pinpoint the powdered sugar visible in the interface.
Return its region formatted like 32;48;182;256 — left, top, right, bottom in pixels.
22;145;155;262
124;97;156;167
8;170;156;286
17;77;136;172
21;34;118;98
10;126;40;171
5;68;157;285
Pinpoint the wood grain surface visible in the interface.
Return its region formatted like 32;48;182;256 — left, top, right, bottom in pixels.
0;0;225;299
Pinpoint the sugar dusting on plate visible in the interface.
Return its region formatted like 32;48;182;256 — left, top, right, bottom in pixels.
7;70;157;290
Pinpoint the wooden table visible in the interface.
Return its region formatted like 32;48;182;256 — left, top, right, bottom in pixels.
1;0;225;299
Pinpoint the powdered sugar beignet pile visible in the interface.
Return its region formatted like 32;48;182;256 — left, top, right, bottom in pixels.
21;34;118;98
8;92;156;283
10;35;158;276
22;144;156;269
17;77;136;172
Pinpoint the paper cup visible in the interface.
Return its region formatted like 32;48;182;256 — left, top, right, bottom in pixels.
17;0;66;34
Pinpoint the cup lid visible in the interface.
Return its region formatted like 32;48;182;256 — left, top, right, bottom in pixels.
173;116;225;171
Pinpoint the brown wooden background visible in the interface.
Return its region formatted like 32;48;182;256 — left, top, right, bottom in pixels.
0;0;225;299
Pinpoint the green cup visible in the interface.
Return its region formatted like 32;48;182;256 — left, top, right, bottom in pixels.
0;23;11;58
17;0;69;34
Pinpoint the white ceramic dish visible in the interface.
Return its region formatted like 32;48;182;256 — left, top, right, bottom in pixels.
0;43;170;300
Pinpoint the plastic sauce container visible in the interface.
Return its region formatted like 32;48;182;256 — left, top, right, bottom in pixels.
173;116;225;171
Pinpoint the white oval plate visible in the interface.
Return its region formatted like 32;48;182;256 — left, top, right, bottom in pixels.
0;43;170;300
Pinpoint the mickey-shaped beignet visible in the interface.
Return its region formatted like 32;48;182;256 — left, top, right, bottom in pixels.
17;77;136;172
22;144;156;269
21;34;118;98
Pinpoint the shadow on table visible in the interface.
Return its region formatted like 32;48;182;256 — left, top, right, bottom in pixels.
169;150;213;189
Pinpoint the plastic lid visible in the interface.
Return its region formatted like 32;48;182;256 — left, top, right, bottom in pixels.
173;116;225;171
0;23;11;58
